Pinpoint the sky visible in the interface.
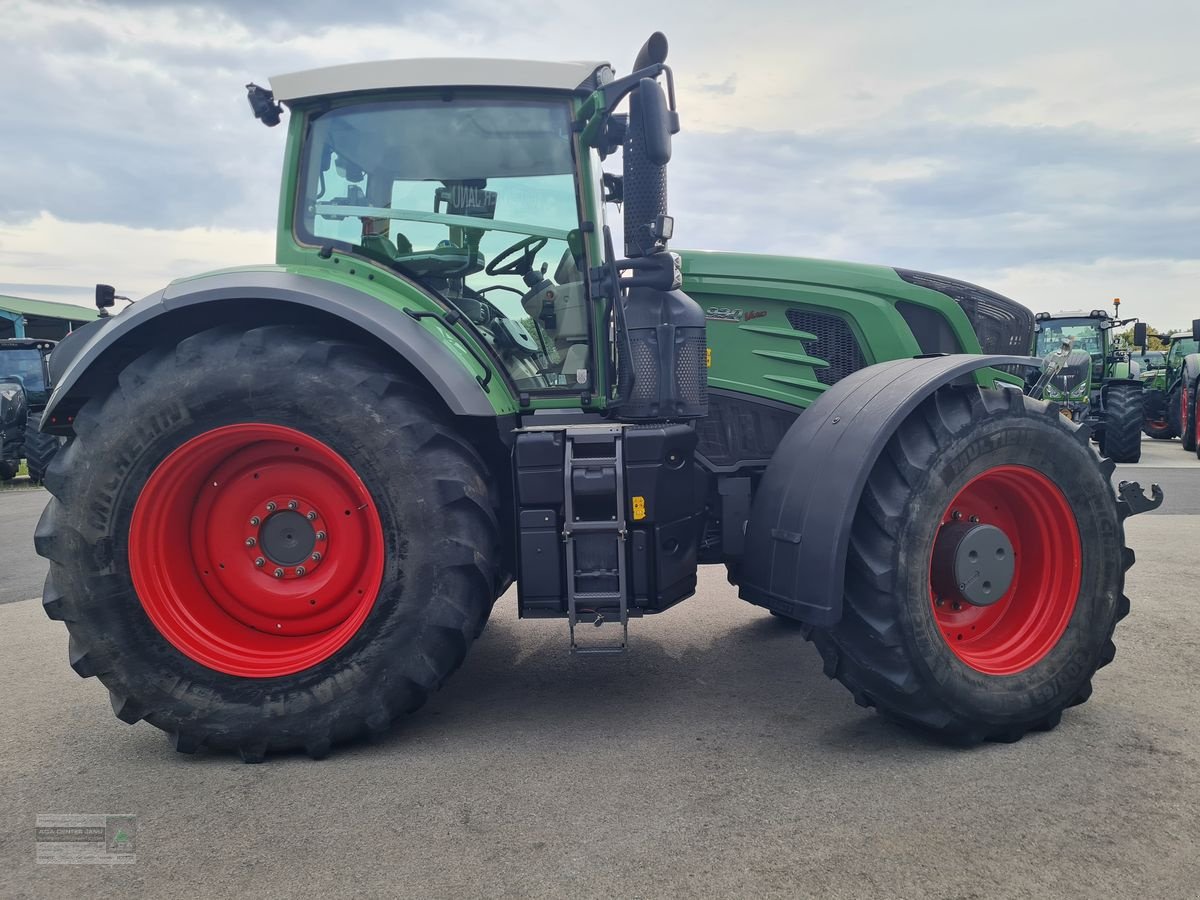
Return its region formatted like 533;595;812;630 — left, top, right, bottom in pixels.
1;0;1197;327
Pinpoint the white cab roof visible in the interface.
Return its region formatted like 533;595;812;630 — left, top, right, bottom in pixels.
270;58;610;103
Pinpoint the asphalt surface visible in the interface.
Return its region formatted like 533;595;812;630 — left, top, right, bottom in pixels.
0;489;48;605
0;437;1197;898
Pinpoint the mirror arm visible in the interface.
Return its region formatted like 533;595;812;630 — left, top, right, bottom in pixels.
577;63;677;148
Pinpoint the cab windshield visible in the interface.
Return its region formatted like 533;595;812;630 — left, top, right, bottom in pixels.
0;349;46;392
297;97;592;391
1036;318;1105;358
1168;338;1199;364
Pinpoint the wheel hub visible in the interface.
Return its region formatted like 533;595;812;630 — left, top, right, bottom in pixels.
259;510;317;566
931;521;1015;607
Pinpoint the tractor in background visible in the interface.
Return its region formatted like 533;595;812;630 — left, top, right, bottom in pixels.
0;338;61;483
1141;325;1200;451
34;35;1157;761
1031;308;1145;462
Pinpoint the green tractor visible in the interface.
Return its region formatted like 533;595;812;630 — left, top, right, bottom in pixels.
0;338;61;483
1141;325;1200;450
35;35;1159;761
1030;309;1145;462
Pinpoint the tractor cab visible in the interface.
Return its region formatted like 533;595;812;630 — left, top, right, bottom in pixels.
262;42;699;414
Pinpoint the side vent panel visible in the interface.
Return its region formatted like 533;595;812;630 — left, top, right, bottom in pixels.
784;309;866;386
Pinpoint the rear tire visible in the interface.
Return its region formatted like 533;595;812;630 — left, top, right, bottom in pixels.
0;459;17;481
23;412;62;484
809;387;1129;744
1099;385;1141;462
35;325;501;761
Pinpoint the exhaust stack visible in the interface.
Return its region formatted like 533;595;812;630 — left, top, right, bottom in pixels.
614;33;707;422
623;32;670;258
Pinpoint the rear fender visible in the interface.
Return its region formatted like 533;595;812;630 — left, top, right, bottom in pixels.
738;354;1040;626
42;270;498;433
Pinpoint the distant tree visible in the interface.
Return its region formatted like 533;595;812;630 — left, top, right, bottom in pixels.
1116;326;1175;351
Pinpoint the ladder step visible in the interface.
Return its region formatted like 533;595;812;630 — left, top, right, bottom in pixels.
572;644;626;656
566;520;621;533
572;591;623;601
569;457;617;466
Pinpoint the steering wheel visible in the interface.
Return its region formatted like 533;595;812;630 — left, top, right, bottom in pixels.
485;235;548;277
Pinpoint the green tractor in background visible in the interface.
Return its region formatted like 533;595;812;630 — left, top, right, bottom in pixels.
0;338;62;483
1031;308;1145;462
1141;326;1200;450
34;35;1159;761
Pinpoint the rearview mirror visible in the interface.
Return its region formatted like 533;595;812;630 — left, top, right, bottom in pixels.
1133;322;1148;348
1193;319;1200;342
637;78;673;167
95;284;115;310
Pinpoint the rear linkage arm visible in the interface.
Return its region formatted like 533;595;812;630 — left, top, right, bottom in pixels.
1116;481;1164;519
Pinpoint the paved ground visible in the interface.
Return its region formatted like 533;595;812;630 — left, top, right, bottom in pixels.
0;437;1197;898
0;489;48;606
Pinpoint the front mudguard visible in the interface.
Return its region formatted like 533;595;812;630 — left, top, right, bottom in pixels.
737;354;1039;627
1099;377;1143;407
1184;354;1200;395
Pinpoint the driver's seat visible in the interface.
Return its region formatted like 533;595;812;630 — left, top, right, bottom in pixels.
549;250;590;380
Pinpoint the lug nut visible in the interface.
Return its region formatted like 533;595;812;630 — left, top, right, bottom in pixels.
935;597;944;607
288;499;299;510
245;537;256;547
295;566;306;576
266;501;277;512
307;511;317;521
249;516;260;526
952;510;963;520
316;531;326;541
255;557;265;568
969;515;980;523
952;601;962;611
273;568;284;578
311;551;322;562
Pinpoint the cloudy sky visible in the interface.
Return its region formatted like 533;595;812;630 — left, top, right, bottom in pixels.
1;0;1197;327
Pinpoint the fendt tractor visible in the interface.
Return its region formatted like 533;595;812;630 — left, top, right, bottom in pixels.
1030;306;1146;463
35;36;1160;761
0;338;61;483
1141;326;1200;452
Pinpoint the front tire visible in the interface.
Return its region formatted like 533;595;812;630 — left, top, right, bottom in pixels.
23;412;62;484
809;387;1129;744
35;325;501;760
0;459;17;481
1168;385;1183;441
1142;419;1174;440
1099;385;1141;462
1193;388;1200;460
1182;379;1198;452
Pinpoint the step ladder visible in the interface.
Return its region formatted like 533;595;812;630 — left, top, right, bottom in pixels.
562;426;628;654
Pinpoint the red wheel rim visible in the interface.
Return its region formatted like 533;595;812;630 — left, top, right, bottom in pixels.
1183;385;1190;434
928;465;1081;675
129;424;384;678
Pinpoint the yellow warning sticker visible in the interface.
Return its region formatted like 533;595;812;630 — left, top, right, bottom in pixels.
706;347;712;368
632;496;646;521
